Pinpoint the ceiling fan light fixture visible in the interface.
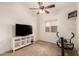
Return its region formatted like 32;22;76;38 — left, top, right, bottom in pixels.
39;9;45;14
30;2;55;14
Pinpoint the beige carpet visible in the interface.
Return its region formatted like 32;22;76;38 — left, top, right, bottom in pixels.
0;40;77;56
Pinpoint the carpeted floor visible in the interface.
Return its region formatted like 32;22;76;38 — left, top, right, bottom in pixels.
0;40;78;56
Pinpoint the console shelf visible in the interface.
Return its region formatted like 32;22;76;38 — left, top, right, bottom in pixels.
12;35;34;52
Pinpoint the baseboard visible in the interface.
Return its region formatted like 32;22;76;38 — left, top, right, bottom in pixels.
0;41;36;55
38;39;56;44
0;49;12;55
36;40;56;44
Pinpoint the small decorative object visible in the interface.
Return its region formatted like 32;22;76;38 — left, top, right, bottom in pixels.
68;10;77;19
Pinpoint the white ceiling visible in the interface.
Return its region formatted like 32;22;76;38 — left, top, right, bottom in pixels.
0;2;77;10
0;2;77;15
0;2;77;11
23;2;76;8
22;2;77;14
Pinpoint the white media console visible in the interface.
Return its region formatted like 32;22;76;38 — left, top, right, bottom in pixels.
12;35;34;52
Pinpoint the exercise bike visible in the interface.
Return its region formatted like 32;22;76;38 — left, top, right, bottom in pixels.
56;32;75;50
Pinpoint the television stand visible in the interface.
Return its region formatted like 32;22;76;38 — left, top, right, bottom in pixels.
12;35;34;52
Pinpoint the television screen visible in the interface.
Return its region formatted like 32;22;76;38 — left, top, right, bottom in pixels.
16;24;32;36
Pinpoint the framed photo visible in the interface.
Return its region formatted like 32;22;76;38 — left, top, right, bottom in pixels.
68;10;77;19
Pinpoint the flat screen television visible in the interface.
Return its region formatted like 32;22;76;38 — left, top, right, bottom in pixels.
16;24;32;36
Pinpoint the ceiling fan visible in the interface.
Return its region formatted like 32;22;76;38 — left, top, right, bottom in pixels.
29;2;55;14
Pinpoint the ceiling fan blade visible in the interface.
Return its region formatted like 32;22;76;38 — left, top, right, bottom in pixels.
45;10;50;14
29;8;39;10
45;4;55;9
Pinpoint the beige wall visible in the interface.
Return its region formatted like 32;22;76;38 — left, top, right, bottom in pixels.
76;3;79;55
0;3;37;54
38;3;77;46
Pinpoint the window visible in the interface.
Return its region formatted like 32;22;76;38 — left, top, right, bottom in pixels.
51;26;57;32
45;20;57;32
